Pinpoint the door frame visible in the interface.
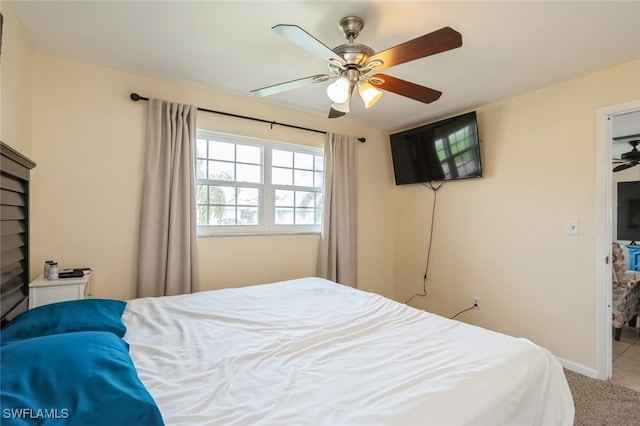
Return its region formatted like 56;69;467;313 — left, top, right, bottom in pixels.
595;99;640;379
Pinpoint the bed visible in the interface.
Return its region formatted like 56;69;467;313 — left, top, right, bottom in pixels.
1;277;574;425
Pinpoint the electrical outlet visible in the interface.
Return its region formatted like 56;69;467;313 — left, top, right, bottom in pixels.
472;296;480;309
566;220;580;236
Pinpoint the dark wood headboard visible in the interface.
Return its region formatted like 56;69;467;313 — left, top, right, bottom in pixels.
1;141;36;326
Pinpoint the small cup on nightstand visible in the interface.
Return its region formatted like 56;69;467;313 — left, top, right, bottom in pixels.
43;260;54;278
48;262;59;280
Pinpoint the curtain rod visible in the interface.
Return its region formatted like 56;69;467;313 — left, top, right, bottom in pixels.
129;93;365;143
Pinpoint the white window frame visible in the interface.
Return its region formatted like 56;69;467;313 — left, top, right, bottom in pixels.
196;130;323;237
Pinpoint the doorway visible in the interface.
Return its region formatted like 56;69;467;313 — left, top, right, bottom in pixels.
595;100;640;381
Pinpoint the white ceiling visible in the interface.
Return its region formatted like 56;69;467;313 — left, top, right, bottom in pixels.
10;0;640;132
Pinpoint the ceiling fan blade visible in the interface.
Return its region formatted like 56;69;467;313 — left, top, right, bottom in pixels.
613;133;640;141
367;27;462;71
328;108;346;119
251;74;333;97
613;162;636;172
371;74;442;104
272;24;346;66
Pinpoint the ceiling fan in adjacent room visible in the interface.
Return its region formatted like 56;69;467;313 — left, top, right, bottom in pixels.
250;16;463;118
613;139;640;172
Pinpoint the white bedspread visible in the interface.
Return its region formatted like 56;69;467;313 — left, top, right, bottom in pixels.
122;277;574;426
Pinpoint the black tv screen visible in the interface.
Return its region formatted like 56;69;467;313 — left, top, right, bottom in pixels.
390;111;482;185
617;181;640;241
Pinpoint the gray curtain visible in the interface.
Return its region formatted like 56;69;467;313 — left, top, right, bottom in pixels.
137;98;199;297
317;132;358;287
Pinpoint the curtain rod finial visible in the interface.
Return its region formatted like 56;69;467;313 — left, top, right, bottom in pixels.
130;93;141;101
358;137;366;143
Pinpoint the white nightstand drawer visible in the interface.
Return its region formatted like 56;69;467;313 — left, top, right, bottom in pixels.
29;274;91;309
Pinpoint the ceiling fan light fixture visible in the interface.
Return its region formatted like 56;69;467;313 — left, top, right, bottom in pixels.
331;98;350;113
358;81;383;108
327;77;350;104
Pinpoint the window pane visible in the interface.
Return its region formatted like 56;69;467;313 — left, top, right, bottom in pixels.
272;167;292;185
275;190;294;207
237;187;259;206
197;206;209;225
295;152;314;170
295;191;315;207
314;171;323;188
238;207;259;225
314;156;323;171
273;149;293;167
237;145;261;164
275;208;294;224
211;207;236;225
206;205;224;224
196;139;208;159
196;159;207;179
294;169;313;187
237;163;261;183
210;161;234;180
196;185;208;204
196;160;207;179
208;186;234;205
295;208;315;224
210;141;235;161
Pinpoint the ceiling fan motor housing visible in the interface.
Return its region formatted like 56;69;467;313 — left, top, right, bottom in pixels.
621;140;640;161
333;43;375;66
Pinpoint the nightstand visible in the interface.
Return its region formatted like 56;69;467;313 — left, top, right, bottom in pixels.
29;274;91;309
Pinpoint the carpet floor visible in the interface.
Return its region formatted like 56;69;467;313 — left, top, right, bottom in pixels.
565;369;640;425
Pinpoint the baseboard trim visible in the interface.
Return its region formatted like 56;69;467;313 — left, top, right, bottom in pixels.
557;356;601;379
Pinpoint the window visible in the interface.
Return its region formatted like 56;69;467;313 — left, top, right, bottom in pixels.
196;131;323;236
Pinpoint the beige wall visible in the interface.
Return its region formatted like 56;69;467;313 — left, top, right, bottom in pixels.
0;0;34;156
394;60;640;370
29;53;394;301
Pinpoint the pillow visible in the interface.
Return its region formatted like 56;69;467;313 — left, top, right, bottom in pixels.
0;331;164;425
1;299;127;344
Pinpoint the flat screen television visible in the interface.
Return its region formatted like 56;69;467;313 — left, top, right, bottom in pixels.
617;181;640;241
390;111;482;185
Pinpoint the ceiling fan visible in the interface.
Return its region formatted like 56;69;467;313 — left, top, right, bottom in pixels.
250;16;462;118
613;139;640;172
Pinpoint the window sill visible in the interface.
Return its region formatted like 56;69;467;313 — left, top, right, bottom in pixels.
197;231;321;238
